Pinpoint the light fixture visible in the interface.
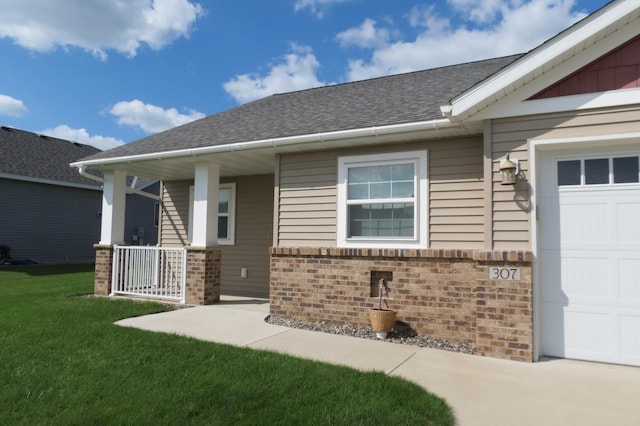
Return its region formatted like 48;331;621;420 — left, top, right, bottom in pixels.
499;154;519;185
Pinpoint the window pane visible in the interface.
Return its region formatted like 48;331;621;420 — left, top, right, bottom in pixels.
217;216;228;239
348;203;414;237
218;190;229;213
348;167;369;183
557;160;581;186
348;183;369;200
369;165;391;182
370;182;391;199
392;164;414;180
585;158;609;185
613;156;639;184
392;181;413;198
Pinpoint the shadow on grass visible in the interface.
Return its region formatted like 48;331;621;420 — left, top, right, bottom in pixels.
0;263;94;276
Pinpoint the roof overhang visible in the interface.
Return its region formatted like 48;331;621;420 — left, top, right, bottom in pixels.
71;118;476;180
443;0;640;122
0;172;101;191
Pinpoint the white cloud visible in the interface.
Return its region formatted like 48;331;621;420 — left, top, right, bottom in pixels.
40;125;125;151
0;0;203;59
223;44;325;104
344;0;588;81
336;18;390;49
0;94;28;117
109;99;205;133
294;0;352;18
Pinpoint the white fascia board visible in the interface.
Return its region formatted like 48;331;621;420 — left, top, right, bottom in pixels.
70;118;456;169
472;87;640;121
0;172;102;191
447;0;639;120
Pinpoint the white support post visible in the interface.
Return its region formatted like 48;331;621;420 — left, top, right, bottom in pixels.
99;170;127;245
191;161;220;247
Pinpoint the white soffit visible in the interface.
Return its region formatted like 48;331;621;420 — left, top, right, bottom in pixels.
447;0;640;121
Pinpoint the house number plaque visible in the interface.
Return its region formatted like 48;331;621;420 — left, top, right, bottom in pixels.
489;267;521;281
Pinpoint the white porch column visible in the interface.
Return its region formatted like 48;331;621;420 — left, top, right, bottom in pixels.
191;160;220;247
99;169;127;245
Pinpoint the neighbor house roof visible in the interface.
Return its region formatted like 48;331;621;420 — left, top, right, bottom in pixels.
0;126;102;188
80;55;521;163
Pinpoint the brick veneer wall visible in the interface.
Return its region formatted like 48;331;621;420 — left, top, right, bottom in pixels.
94;244;114;296
270;247;533;362
185;247;221;305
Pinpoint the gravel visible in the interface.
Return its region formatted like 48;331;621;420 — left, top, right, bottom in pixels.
265;315;477;355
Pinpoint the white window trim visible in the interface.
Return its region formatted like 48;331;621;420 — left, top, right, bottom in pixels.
337;150;428;248
188;183;236;245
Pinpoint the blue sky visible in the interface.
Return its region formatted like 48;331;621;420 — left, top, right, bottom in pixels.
0;0;607;150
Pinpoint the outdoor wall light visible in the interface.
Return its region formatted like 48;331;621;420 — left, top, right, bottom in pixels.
499;154;519;185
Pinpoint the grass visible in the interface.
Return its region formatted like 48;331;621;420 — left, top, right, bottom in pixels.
0;264;454;425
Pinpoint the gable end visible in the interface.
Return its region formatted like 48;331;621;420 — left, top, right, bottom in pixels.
532;34;640;99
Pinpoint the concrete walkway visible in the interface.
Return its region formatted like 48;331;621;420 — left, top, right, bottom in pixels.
116;297;640;426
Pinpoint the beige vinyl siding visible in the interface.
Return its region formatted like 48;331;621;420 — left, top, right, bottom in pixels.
278;152;337;246
429;138;485;248
159;180;191;247
277;136;486;248
219;174;273;298
490;105;640;250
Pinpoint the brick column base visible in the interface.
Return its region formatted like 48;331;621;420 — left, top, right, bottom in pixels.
185;247;221;305
94;244;114;296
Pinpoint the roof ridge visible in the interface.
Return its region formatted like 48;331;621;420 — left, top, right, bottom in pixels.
268;53;524;98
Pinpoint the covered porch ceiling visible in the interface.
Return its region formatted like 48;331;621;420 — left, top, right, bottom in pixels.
73;119;479;181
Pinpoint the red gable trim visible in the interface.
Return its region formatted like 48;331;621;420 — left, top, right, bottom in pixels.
532;34;640;99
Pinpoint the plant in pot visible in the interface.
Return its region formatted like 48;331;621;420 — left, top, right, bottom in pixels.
368;278;396;339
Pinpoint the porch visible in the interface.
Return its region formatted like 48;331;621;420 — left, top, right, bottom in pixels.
95;244;221;305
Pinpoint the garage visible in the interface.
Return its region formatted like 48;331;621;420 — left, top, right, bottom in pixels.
537;145;640;366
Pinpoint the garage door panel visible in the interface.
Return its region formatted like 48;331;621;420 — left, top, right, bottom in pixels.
564;311;610;357
617;202;640;243
559;201;608;243
620;315;640;361
619;258;640;300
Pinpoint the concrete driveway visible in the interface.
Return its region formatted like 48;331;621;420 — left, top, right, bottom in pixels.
116;297;640;426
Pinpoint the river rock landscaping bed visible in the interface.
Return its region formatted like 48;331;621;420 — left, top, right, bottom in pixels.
266;315;477;355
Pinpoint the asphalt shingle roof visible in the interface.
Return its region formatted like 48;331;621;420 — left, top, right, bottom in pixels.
0;126;102;186
82;54;521;162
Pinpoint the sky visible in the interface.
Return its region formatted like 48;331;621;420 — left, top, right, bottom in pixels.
0;0;609;151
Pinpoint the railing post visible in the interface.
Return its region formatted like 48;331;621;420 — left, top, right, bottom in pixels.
181;248;187;303
110;245;119;296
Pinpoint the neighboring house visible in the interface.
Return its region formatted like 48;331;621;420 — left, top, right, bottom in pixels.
73;0;640;366
0;126;159;263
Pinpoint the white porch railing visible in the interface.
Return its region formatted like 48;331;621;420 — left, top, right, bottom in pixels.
111;245;186;302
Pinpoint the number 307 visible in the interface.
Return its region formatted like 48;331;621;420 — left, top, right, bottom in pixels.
489;267;520;281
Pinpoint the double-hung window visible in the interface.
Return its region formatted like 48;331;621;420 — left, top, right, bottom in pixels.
337;150;427;248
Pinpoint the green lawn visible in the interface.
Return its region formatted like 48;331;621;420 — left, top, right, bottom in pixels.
0;264;454;425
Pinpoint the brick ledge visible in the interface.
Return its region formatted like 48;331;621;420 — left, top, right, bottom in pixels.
269;247;532;262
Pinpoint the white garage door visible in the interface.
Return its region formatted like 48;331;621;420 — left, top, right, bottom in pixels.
538;149;640;366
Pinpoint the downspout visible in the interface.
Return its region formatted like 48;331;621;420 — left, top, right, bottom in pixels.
77;166;161;201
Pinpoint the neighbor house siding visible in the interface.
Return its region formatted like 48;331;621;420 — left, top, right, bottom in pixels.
277;136;485;248
490;105;640;250
0;178;101;263
124;181;160;246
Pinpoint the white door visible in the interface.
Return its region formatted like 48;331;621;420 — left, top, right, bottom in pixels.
538;148;640;366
